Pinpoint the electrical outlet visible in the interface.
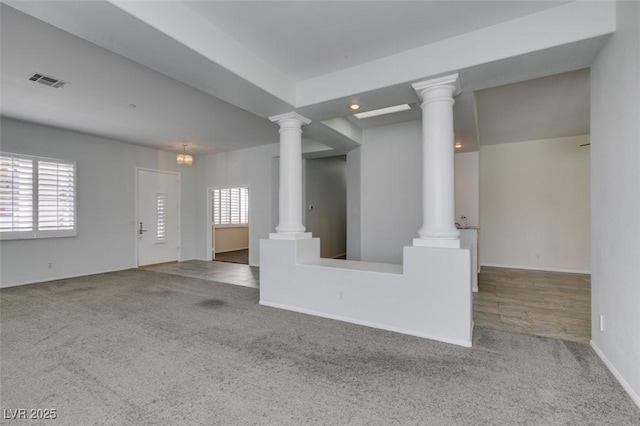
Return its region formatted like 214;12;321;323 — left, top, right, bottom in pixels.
338;291;344;301
599;314;605;331
47;262;53;269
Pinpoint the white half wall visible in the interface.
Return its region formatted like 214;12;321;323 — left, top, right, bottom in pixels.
480;135;591;273
590;0;640;408
260;238;473;347
0;117;197;287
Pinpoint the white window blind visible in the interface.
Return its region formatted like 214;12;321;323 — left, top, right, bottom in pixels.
156;192;167;243
38;160;75;231
0;152;76;240
213;186;248;226
0;155;34;233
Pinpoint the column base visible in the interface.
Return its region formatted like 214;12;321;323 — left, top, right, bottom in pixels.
413;237;461;249
270;232;312;240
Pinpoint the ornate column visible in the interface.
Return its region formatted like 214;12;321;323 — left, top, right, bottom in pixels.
269;112;312;239
412;74;461;248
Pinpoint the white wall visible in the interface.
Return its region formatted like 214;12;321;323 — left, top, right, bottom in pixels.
455;152;479;227
359;120;481;264
305;156;347;258
198;143;279;266
360;121;422;264
0;117;197;287
346;148;361;260
480;135;591;273
590;0;640;407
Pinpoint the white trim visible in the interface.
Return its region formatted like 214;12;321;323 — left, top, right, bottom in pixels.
0;266;136;289
207;186;214;258
208;185;251;263
590;340;640;409
269;112;311;125
0;256;202;288
259;300;472;348
412;73;461;96
480;263;590;274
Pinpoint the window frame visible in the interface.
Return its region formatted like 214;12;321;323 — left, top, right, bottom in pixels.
0;152;77;241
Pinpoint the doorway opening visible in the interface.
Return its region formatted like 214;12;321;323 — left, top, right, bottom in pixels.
304;156;347;259
210;186;249;265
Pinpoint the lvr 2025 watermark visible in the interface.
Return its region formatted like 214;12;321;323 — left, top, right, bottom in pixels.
3;408;57;420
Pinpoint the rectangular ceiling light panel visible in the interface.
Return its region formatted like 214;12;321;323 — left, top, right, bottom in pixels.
354;104;411;119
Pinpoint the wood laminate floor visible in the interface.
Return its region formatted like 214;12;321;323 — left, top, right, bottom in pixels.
214;249;249;264
474;267;591;344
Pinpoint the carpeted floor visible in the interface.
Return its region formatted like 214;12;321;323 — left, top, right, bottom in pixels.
1;270;638;425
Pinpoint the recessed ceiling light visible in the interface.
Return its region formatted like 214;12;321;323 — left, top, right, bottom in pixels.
455;142;462;149
354;104;411;119
349;103;360;111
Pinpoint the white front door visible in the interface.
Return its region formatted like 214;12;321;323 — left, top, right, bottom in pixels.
137;170;180;266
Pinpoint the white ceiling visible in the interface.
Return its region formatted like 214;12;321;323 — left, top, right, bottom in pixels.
184;1;569;81
0;4;279;155
0;1;602;156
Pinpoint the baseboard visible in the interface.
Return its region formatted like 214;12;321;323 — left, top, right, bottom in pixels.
0;265;136;289
590;340;640;409
259;300;472;348
214;247;249;254
480;263;590;274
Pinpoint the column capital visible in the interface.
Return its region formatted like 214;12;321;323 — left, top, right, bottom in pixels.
269;112;312;127
412;73;462;100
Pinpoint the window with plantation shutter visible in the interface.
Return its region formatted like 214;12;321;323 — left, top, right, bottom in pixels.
38;160;75;233
0;155;34;234
156;192;167;243
212;186;248;226
0;152;76;240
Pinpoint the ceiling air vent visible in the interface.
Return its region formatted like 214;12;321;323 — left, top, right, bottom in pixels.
28;73;67;89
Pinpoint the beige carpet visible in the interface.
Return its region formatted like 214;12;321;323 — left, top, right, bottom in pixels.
1;269;638;425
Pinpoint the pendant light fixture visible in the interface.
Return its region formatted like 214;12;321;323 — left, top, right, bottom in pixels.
177;144;193;165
